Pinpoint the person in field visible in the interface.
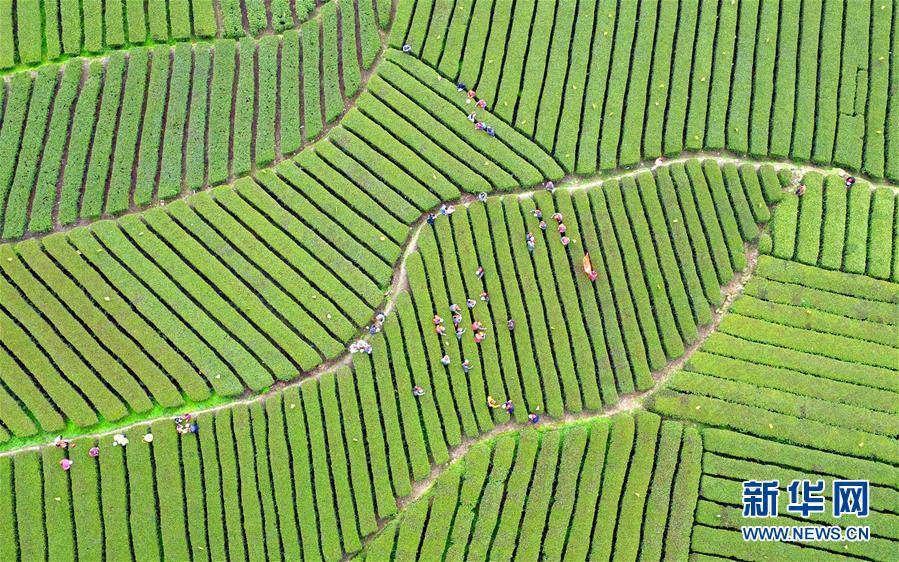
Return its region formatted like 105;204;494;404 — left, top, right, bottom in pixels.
455;326;466;340
457;82;467;92
486;127;495;137
436;324;447;336
89;447;100;457
452;313;463;327
427;213;436;225
561;236;571;247
474;332;486;344
476;99;486;109
462;359;472;374
468;90;477;100
480;291;489;303
468;112;477;123
471;320;485;332
475;122;486;131
402;44;412;54
450;303;462;314
478;192;488;203
545;181;555;193
60;458;73;471
552;212;563;223
528;413;540;424
467;298;477;309
845;176;856;188
507;318;515;331
558;223;567;234
175;413;196;435
526;232;536;252
487;396;501;408
113;434;129;447
369;323;381;335
539;220;547;231
441;354;451;366
412;386;425;397
375;313;386;324
583;253;599;281
433;314;444;325
503;400;514;414
796;183;806;196
533;208;543;219
475;266;485;279
53;436;75;449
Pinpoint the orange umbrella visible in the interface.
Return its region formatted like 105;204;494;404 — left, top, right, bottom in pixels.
583;253;598;281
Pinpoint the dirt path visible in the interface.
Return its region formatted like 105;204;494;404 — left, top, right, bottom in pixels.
0;155;860;458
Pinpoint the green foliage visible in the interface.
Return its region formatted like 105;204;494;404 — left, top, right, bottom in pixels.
133;47;170;207
684;0;716;152
28;63;80;233
231;38;255;176
256;35;279;166
302;19;324;140
208;39;236;185
0;6;896;561
2;65;57;239
598;0;637;169
322;3;344;123
554;0;599;172
158;44;192;199
106;48;149;214
279;30;303;155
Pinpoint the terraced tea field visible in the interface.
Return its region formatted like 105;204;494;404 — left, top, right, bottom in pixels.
0;0;896;560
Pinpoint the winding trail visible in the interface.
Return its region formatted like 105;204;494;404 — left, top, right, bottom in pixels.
1;154;889;459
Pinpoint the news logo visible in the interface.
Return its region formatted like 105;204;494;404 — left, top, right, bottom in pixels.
740;479;871;542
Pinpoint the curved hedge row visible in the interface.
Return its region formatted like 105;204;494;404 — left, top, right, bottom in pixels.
357;413;700;561
648;256;899;465
0;0;341;72
0;61;566;442
0;0;386;240
394;0;899;182
768;174;898;281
